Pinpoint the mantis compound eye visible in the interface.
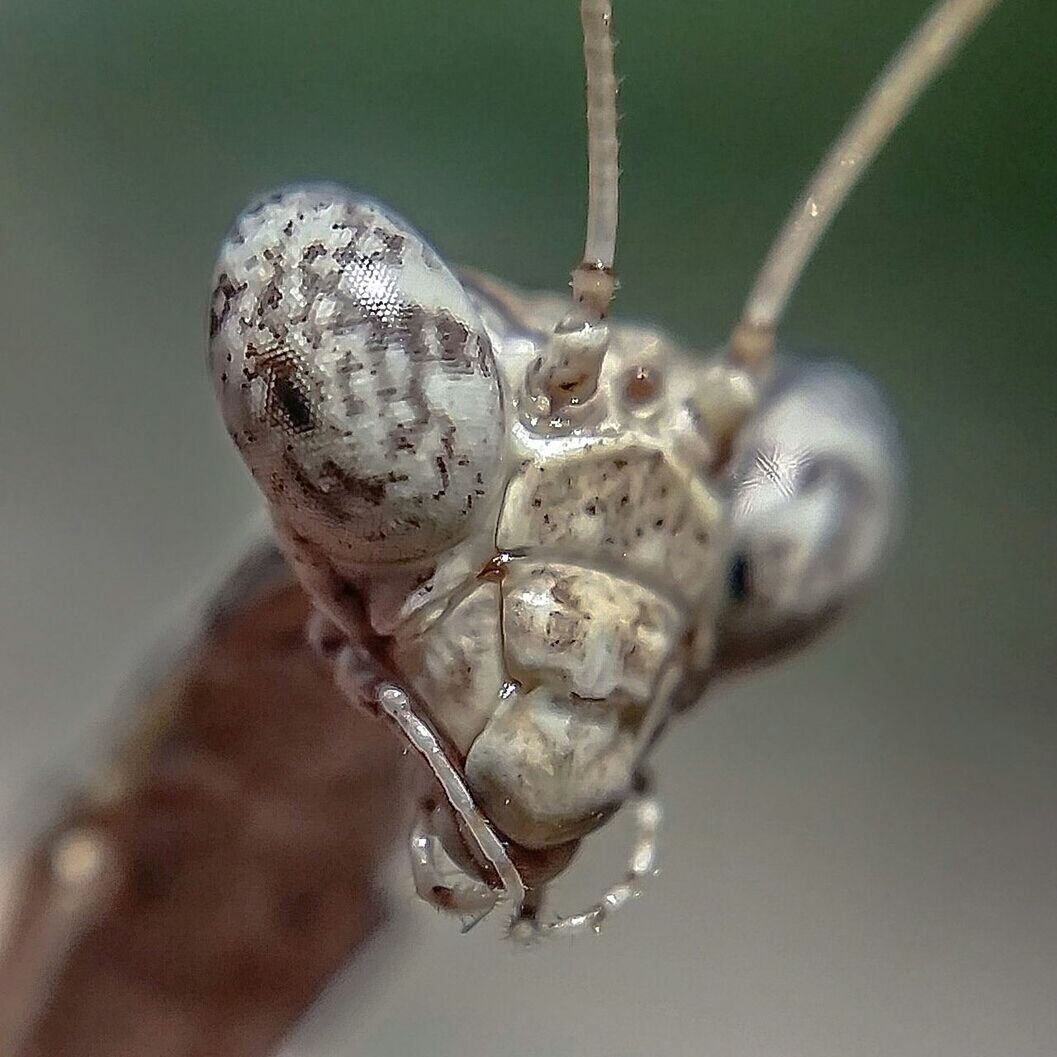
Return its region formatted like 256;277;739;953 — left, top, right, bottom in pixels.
209;184;505;566
717;361;903;668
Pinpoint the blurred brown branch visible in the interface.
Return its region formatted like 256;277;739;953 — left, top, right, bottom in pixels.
0;570;408;1057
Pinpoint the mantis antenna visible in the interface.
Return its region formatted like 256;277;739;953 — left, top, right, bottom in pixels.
572;0;620;320
528;0;621;414
729;0;1002;368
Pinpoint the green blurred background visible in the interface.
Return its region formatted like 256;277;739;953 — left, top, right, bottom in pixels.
1;1;1054;1055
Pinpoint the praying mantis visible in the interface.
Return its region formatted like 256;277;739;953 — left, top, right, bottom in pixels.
2;1;1044;1055
202;0;993;936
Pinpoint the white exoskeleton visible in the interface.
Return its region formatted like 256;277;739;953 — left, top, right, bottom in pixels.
207;0;999;937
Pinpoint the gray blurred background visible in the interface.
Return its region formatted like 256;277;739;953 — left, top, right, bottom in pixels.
1;1;1054;1054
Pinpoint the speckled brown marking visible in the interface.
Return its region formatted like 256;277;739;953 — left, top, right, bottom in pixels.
436;311;472;370
319;460;388;507
209;274;246;339
440;428;456;461
261;277;283;312
474;333;494;378
498;446;724;596
378;229;406;265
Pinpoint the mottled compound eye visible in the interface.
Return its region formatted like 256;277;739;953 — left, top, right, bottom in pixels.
209;184;505;566
717;361;902;669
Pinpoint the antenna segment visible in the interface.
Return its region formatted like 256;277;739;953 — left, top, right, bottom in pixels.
730;0;1002;368
572;0;620;320
530;0;621;415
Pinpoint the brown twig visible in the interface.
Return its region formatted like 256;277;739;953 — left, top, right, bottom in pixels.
0;564;407;1057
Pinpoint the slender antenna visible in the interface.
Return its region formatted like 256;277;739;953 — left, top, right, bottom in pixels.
528;0;620;416
730;0;1001;368
572;0;620;320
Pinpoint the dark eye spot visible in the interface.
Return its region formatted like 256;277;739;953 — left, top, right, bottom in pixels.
728;553;751;602
262;354;318;436
273;374;313;431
